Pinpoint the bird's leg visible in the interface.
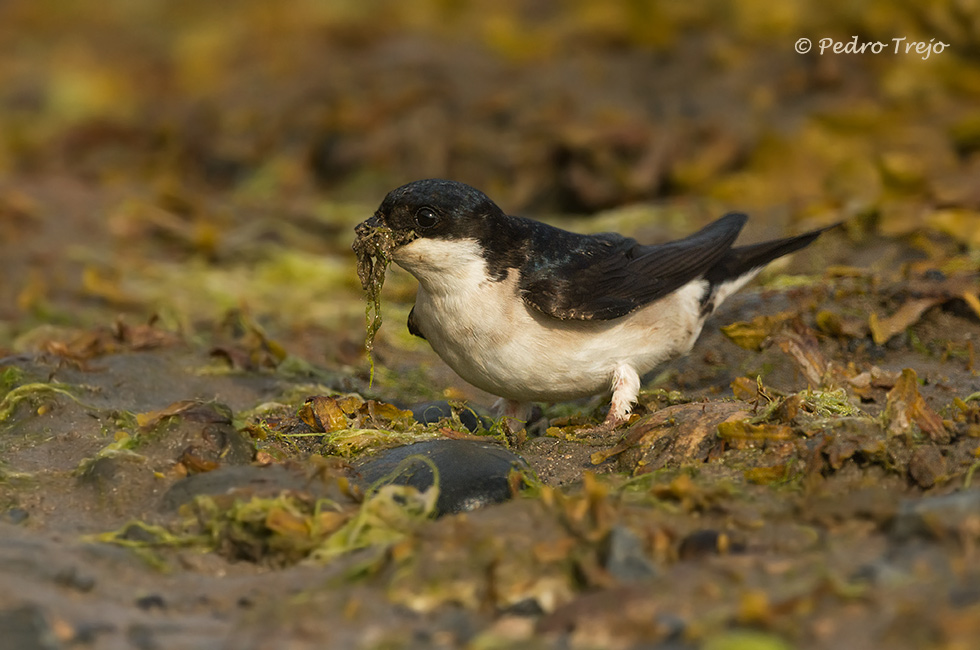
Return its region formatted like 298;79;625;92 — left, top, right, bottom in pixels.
602;364;641;429
493;398;532;435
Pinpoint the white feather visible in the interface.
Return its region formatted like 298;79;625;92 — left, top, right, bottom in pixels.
394;237;712;404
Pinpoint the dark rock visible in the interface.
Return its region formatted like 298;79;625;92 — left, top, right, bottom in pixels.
410;401;489;432
1;507;29;524
500;598;546;617
600;525;658;582
135;594;166;611
0;604;62;650
429;606;481;647
352;439;529;516
892;490;980;540
885;330;909;350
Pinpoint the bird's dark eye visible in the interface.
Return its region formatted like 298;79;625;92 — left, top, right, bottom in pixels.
414;207;439;229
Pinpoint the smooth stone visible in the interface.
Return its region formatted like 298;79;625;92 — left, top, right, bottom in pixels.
351;439;529;516
600;525;658;582
1;507;29;525
409;401;490;433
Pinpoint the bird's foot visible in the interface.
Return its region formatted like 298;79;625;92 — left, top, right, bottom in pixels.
566;411;630;440
492;398;531;446
575;364;638;437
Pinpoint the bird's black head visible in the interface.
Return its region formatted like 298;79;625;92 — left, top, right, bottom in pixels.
356;179;504;244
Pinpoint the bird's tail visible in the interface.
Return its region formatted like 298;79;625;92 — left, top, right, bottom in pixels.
701;223;838;313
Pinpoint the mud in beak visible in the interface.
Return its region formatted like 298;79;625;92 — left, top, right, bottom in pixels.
354;212;382;239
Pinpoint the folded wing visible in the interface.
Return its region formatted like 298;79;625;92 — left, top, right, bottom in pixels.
518;213;748;320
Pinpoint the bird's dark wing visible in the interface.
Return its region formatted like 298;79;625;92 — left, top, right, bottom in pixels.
407;305;426;340
518;213;748;320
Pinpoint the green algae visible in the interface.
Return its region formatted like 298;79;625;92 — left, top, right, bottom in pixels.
352;223;414;384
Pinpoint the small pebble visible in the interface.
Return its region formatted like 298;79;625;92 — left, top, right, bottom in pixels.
410;400;489;432
135;595;166;611
2;507;29;525
601;525;658;581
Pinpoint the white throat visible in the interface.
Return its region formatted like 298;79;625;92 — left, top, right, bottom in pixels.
392;237;489;295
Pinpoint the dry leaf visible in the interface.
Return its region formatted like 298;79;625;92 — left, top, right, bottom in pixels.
869;298;942;346
717;420;796;449
771;323;828;388
721;311;794;351
881;368;948;442
306;395;349;433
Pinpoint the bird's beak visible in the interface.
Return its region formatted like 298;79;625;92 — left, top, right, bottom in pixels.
354;212;382;238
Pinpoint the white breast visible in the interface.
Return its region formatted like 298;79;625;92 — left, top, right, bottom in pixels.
393;237;708;403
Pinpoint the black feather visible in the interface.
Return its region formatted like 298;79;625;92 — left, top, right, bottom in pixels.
407;306;426;340
704;223;839;289
517;213;749;320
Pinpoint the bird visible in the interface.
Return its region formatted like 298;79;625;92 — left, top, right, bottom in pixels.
355;178;834;432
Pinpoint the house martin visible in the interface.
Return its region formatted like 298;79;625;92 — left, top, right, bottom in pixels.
355;178;833;431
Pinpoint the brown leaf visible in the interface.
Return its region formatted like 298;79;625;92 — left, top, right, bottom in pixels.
212;309;288;370
296;402;322;432
961;290;980;321
717;420;796;449
592;402;747;466
845;365;901;401
882;368;949;442
81;265;141;307
926;208;980;249
730;376;759;401
771;393;804;424
720;311;794;351
137;400;202;429
177;448;221;474
137;400;230;429
869;298;942;346
771;322;828;388
114;318;180;349
744;464;791;485
265;507;310;537
814;309;866;339
306;396;350;433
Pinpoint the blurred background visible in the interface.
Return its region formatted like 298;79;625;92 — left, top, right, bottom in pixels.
1;0;978;382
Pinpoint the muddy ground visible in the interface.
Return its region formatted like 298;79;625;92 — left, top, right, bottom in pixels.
2;2;980;649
